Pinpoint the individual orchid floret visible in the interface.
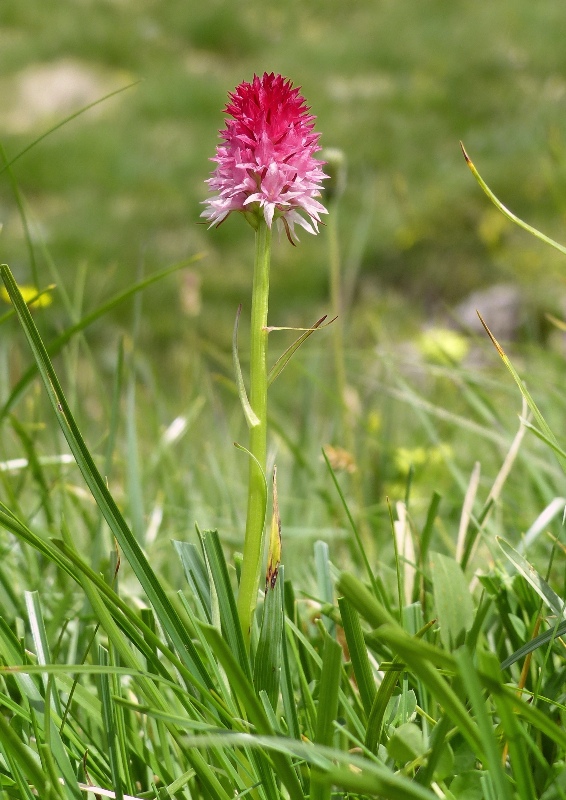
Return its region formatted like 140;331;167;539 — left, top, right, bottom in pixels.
202;72;328;243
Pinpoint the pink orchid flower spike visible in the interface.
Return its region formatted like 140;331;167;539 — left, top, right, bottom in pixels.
202;72;328;243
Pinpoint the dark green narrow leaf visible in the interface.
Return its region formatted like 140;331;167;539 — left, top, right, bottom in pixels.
338;597;375;717
201;529;251;680
0;744;35;800
180;732;438;800
500;618;566;670
199;623;303;800
314;541;335;636
498;537;566;618
0;612;81;800
98;646;125;800
365;619;436;756
415;713;453;788
365;661;401;753
336;571;399;630
480;676;566;750
478;651;536;800
0;264;212;688
254;566;284;710
419;491;441;565
173;539;212;621
0;702;57;798
375;626;484;757
454;647;514;800
279;610;301;742
311;633;342;800
315;634;342;746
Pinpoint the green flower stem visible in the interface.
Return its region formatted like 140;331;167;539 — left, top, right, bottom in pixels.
237;218;272;645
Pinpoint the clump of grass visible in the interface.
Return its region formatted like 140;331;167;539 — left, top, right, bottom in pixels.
2;266;566;799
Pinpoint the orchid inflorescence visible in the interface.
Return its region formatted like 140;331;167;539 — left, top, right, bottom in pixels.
202;72;328;243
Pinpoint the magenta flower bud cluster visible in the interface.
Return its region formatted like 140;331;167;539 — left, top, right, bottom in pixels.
202;72;328;242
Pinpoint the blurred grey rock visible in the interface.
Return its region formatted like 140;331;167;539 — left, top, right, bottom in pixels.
452;283;524;340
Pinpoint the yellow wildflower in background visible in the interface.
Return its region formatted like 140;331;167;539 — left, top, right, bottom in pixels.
418;327;469;365
394;443;452;477
0;285;53;308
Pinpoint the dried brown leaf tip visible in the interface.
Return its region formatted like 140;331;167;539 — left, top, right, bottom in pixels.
265;466;282;591
476;311;505;358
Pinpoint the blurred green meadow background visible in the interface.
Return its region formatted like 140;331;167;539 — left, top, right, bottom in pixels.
1;0;566;584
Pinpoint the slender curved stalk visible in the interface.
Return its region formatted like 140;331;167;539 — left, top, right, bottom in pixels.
237;219;272;644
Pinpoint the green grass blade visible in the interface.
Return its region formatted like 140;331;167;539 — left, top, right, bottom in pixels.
201;529;251;680
0;711;58;799
199;622;304;800
280;609;301;741
486;681;566;749
181;732;438;800
0;502;74;577
0;82;141;179
314;541;335;636
0;255;204;420
500;618;566;670
254;567;284;710
337;597;376;717
126;377;145;544
174;539;212;622
498;537;566;618
98;646;125;800
314;633;342;749
1;264;212;688
323;456;381;601
365;619;437;756
267;315;331;387
52;538;203;694
311;632;342;800
285;617;365;741
461;142;566;258
520;418;566;462
475;312;566;474
24;591;63;717
454;647;514;800
419;491;441;566
364;661;401;754
0;744;35;800
479;651;537;800
375;626;484;758
336;571;400;630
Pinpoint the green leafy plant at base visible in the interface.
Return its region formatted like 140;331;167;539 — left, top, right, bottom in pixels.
3;254;566;799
